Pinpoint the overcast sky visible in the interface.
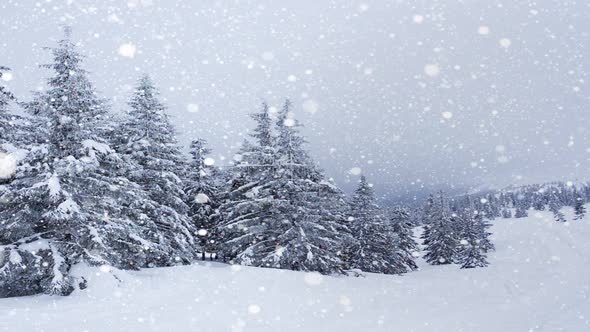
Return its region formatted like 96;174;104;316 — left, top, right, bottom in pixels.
1;0;589;203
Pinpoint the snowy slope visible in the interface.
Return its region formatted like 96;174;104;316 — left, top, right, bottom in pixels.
1;209;589;332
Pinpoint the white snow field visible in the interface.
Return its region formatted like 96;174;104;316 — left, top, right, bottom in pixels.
1;209;589;332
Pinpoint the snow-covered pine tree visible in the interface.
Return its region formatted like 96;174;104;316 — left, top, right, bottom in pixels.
550;202;566;223
456;197;494;254
184;138;220;260
218;101;351;274
267;177;352;274
390;208;418;271
423;191;458;265
116;75;197;261
532;190;547;211
0;65;17;231
573;190;586;220
274;99;321;181
216;103;278;264
501;209;512;219
0;66;31;153
514;206;528;218
0;66;15;151
472;202;494;253
548;189;566;222
0;30;172;297
420;194;436;245
348;175;406;274
457;209;489;269
267;100;351;274
407;206;423;226
481;194;501;219
235;102;276;182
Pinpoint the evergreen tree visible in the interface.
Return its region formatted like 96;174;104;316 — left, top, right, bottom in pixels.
501;209;512;219
486;194;501;219
184;138;220;260
217;101;350;274
0;30;172;297
549;202;566;223
514;206;528;218
269;100;351;273
457;210;489;269
348;176;406;274
424;191;458;265
532;192;547;211
573;190;586;220
390;208;418;271
548;189;566;222
0;66;15;151
473;207;494;253
270;178;352;274
420;194;436;245
216;103;278;264
274;99;321;181
242;102;275;176
116;75;197;261
0;66;31;155
407;206;423;226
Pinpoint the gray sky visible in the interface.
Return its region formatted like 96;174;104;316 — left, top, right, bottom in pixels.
1;0;589;202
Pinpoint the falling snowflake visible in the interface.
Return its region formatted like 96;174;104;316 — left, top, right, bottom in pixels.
478;26;490;35
349;167;362;175
118;43;137;58
424;64;440;77
302;99;319;114
413;15;424;24
248;304;261;314
339;295;352;306
499;38;512;48
186;104;200;113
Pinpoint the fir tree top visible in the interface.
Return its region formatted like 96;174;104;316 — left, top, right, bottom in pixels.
188;138;213;181
26;27;108;157
351;175;377;212
249;102;273;149
127;75;178;145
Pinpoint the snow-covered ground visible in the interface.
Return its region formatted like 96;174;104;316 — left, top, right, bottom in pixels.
1;209;589;332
